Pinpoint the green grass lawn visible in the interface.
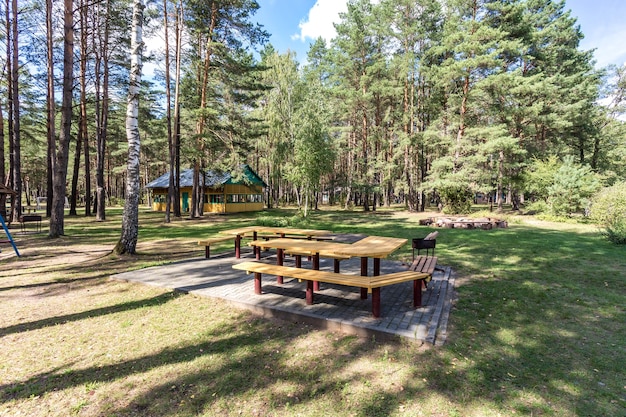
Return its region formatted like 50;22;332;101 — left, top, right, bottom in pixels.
0;207;624;416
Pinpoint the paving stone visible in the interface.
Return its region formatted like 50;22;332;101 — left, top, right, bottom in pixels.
112;245;455;345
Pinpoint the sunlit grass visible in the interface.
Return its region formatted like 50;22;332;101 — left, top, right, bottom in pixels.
0;206;624;416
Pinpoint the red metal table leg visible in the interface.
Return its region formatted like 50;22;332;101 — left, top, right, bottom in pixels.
313;253;320;291
306;280;314;304
334;259;340;273
295;254;302;268
205;246;210;259
254;272;262;294
372;287;381;318
413;279;423;307
253;231;260;259
235;235;241;258
360;257;368;299
373;258;380;276
276;248;284;284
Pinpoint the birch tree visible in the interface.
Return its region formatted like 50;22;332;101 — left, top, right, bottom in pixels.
114;0;144;255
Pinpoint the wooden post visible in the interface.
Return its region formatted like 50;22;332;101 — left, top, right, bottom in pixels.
372;287;381;318
254;272;262;294
306;280;314;304
276;248;284;284
413;279;423;307
373;258;380;276
360;257;368;299
313;253;320;291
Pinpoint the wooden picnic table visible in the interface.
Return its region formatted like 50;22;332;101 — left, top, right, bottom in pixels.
248;235;408;300
219;226;333;258
333;235;408;275
247;238;348;289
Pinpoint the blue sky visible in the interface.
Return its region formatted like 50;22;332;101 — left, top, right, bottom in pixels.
254;0;626;68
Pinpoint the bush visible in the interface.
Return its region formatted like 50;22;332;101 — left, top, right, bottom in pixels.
546;157;601;216
439;185;473;214
524;200;549;215
590;182;626;244
604;219;626;244
525;156;601;217
255;214;309;228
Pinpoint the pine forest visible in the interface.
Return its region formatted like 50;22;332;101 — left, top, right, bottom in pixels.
2;0;625;232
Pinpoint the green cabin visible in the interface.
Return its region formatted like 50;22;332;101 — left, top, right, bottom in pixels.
146;165;266;213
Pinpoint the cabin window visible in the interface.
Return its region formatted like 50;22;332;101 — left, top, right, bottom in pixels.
208;194;224;204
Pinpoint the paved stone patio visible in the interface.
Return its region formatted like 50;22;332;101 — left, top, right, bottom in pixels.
113;246;456;345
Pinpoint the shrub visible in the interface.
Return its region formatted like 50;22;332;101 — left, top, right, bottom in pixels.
439;185;473;214
524;200;548;215
604;219;626;244
255;214;309;228
546;157;601;216
590;182;626;244
525;156;601;217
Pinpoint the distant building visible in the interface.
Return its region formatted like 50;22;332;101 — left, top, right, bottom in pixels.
146;165;266;213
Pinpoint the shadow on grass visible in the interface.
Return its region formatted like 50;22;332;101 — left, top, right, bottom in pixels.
412;225;624;416
3;210;623;416
0;292;181;338
0;276;103;293
1;313;396;417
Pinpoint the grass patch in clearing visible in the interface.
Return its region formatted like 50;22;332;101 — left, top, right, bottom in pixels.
0;207;624;416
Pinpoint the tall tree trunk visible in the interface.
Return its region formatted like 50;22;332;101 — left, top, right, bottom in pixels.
46;0;56;218
80;0;91;216
497;149;504;212
94;0;110;221
50;0;75;237
0;102;5;219
191;2;217;218
69;124;82;215
163;0;173;223
7;0;21;222
10;0;21;219
5;0;13;198
172;0;183;217
115;0;144;255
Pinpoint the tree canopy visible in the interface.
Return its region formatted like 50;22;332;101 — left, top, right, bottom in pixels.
1;0;624;228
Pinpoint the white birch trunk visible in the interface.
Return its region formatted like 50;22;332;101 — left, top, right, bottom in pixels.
115;0;144;254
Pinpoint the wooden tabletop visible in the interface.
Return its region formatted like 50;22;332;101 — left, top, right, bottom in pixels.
333;235;408;258
249;235;407;259
247;238;348;256
221;226;333;237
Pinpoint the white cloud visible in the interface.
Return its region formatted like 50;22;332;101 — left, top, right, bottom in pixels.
292;0;348;44
584;29;626;68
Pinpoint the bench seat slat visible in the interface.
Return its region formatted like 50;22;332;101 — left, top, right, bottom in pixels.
198;236;236;259
232;261;432;318
368;271;429;287
197;236;233;245
233;262;366;287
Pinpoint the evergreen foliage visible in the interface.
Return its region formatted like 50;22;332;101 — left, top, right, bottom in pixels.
590;181;626;244
2;0;626;226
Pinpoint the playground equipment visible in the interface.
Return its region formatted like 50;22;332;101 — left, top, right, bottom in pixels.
0;212;20;257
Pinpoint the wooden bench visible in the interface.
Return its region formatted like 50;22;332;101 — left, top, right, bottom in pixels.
19;215;42;233
197;236;234;258
232;261;429;318
282;234;336;241
410;255;437;284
